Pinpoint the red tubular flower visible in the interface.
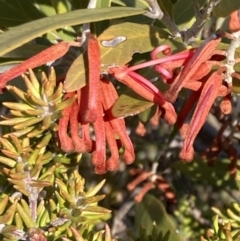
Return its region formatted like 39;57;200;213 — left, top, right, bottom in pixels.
179;68;224;161
177;87;202;138
135;121;147;136
79;36;100;123
156;175;176;204
91;87;107;174
104;121;120;171
122;49;194;75
0;41;74;91
100;77;135;164
76;89;93;151
58;93;75;152
80;122;93;151
70;101;92;153
149;107;161;127
165;35;222;103
127;171;153;191
134;182;155;203
109;67;177;125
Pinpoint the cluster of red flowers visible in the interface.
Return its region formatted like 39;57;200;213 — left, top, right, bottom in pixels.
1;12;240;174
58;37;135;174
57;31;240;173
109;32;236;162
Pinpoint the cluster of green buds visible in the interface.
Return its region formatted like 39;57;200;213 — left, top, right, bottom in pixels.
201;215;240;241
0;68;76;138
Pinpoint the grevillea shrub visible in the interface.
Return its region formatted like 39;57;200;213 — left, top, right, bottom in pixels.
0;1;240;240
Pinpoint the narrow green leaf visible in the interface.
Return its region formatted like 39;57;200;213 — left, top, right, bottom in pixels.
35;0;58;16
17;203;35;228
0;196;9;215
0;157;15;168
0;7;145;57
85;179;106;197
83;206;111;214
49;0;72;14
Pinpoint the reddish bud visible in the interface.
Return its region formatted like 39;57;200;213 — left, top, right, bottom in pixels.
79;36;101;123
135;121;147;136
220;93;232;115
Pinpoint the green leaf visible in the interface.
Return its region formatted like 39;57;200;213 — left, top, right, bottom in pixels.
172;158;240;188
135;194;183;241
111;77;169;119
0;0;45;27
111;88;154;118
213;0;240;17
64;22;169;92
99;22;170;71
0;7;145;57
111;0;149;8
96;0;111;8
49;0;72;14
170;0;207;30
138;104;157;124
34;0;58;16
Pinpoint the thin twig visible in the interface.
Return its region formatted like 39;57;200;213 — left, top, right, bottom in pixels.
144;0;181;37
181;0;221;44
225;30;240;83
